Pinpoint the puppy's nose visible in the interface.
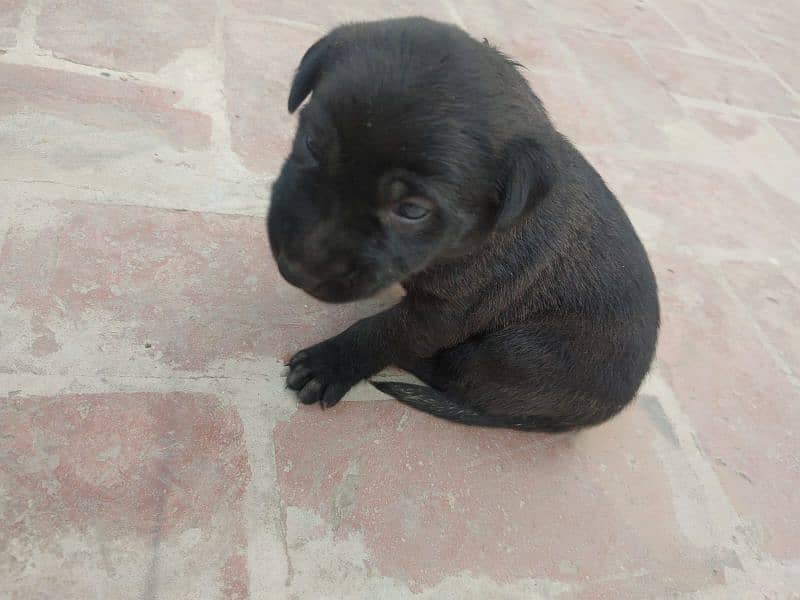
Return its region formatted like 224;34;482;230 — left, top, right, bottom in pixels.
276;256;322;290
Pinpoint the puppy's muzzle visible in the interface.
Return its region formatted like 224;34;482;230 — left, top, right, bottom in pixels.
275;254;325;291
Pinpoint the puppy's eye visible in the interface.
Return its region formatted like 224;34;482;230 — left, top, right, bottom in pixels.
305;134;320;160
392;201;430;221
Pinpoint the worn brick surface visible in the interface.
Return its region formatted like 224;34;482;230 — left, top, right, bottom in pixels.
36;0;216;73
0;63;266;216
689;107;763;143
706;0;800;50
723;260;800;375
231;0;453;29
0;392;251;599
593;157;799;254
457;0;576;74
2;0;800;597
0;63;211;151
526;71;619;147
560;29;683;149
0;0;24;48
224;20;319;175
536;0;685;45
0;0;25;28
771;117;800;154
275;400;725;597
651;0;753;59
655;253;800;559
640;45;798;116
0;200;398;376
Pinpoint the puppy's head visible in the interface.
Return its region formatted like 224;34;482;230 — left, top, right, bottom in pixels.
268;18;556;303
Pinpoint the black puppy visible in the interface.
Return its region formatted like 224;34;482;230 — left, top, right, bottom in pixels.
268;18;659;431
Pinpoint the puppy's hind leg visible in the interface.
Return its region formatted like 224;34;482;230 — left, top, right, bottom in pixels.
373;379;581;431
393;354;451;391
377;354;504;425
372;380;486;422
378;352;495;424
375;323;638;432
377;342;503;427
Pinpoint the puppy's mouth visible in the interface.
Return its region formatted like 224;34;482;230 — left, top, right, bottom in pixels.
305;277;384;304
273;251;389;303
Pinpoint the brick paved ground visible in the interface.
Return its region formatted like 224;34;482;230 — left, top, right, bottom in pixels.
1;1;799;598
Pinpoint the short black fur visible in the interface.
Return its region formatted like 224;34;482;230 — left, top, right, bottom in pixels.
267;17;660;431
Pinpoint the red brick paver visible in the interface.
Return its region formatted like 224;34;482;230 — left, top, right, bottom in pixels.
37;0;216;73
1;392;251;599
640;46;798;116
275;401;726;596
0;0;23;47
0;62;212;151
656;253;800;559
224;20;319;174
0;200;396;375
1;1;799;598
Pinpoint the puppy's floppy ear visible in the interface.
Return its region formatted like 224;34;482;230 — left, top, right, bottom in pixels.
495;139;557;229
288;35;338;113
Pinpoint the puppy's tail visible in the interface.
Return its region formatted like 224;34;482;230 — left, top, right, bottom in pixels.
371;381;573;432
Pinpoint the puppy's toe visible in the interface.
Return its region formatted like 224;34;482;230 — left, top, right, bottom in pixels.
287;363;313;390
321;383;348;409
288;349;308;368
298;378;325;405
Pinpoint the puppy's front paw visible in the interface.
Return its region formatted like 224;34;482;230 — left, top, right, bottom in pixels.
286;341;358;409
